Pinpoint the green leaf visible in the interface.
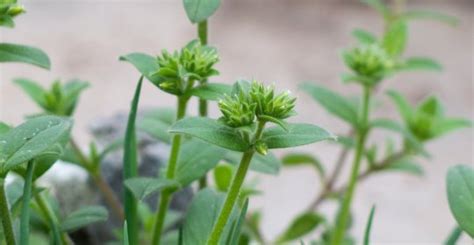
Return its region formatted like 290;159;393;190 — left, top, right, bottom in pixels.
175;139;226;186
400;10;459;26
169;117;249;152
60;206;108;232
189;83;232;101
399;57;442;72
258;115;289;132
0;122;10;135
122;77;143;245
62;79;90;115
120;53;160;84
352;29;377;44
363;205;376;245
183;0;221;23
124;177;179;201
225;151;281;175
300;83;359;126
262;123;334;149
281;153;325;179
433;118;472;138
213;163;234;192
0;115;72;173
13;78;48;108
276;212;324;243
370;118;424;153
387;90;413;123
446;164;474;238
138;107;176;143
382;20;408;57
0;43;51;69
123;221;129;245
182;188;236;245
383;158;424;176
227;199;249;245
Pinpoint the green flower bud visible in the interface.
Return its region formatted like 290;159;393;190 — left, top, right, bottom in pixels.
153;40;219;95
249;81;296;120
408;96;442;141
343;44;394;84
218;92;256;128
7;4;25;17
255;140;268;155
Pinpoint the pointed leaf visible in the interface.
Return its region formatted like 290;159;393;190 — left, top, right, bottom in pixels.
382;20;408;57
213;164;234;192
399;57;442;72
60;206;108;232
352;29;377;44
189;82;232;101
0;43;50;69
446;164;474;237
227;199;249;245
433;118;472;138
124;177;179;201
387;90;413;122
262;123;334;149
13;78;48;108
281;153;325;179
276;212;324;243
363;205;376;245
400;10;459;26
120;53;160;84
183;0;221;23
383;158;424;176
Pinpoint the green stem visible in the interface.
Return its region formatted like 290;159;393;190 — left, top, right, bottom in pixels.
0;178;16;245
197;20;209;190
444;226;463;245
330;86;371;245
151;96;187;245
35;191;69;245
20;160;36;245
207;121;266;245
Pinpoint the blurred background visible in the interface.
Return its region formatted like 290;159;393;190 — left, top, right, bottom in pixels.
0;0;473;243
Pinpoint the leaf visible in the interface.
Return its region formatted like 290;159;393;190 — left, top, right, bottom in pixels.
370;118;424;153
227;199;249;245
62;79;90;115
225;151;281;175
122;77;143;245
400;10;459;26
300;83;359;126
261;123;334;149
281;153;325;179
138;107;176;143
383;158;424;176
363;205;376;245
361;0;389;18
399;57;442;72
433;118;472;138
213;163;234;192
0;115;72;173
382;20;408;57
175;139;226;186
446;164;474;237
60;206;108;232
123;221;129;245
0;43;51;69
189;83;233;101
182;188;236;245
352;29;377;44
258;115;289;132
276;212;324;243
124;177;179;201
0;122;10;135
386;90;413;123
183;0;221;23
13;78;48;108
120;53;160;84
169;117;249;152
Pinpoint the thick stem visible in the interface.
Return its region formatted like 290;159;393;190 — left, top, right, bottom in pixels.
20;160;36;245
70;139;124;221
151;96;187;245
35;191;69;245
0;178;16;245
330;86;371;245
207;121;266;245
197;20;209;189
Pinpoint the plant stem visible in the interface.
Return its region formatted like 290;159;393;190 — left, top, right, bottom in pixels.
444;226;463;245
197;20;209;190
151;96;188;245
20;160;35;245
35;191;69;245
207;121;266;245
331;86;371;245
70;139;124;221
0;178;16;245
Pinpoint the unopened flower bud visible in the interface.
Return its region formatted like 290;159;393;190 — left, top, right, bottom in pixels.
218;92;256;128
343;44;393;84
255;140;268;155
249;81;296;120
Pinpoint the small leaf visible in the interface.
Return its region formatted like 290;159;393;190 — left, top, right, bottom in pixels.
363;205;376;245
225;151;281;175
386;90;413;123
175;139;226;186
0;43;51;69
383;158;424;176
120;53;160;84
300;83;359;126
183;0;221;23
13;78;48;108
124;177;179;201
214;163;234;192
258;115;289;132
189;83;233;101
399;57;442;72
262;123;334;149
382;20;408;57
370;118;425;154
276;212;324;243
169;117;249;152
61;206;108;232
227;199;249;245
432;118;472;138
138;116;172;143
281;153;325;180
446;164;474;237
182;188;236;245
400;10;459;26
0;115;72;173
352;29;377;44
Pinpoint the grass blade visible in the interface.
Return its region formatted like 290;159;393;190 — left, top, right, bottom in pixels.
363;205;376;245
123;76;144;245
20;160;36;245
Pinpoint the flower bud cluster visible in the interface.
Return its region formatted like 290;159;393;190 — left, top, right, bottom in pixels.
343;44;394;84
0;1;25;27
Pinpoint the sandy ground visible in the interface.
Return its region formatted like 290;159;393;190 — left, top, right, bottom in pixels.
0;0;473;243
